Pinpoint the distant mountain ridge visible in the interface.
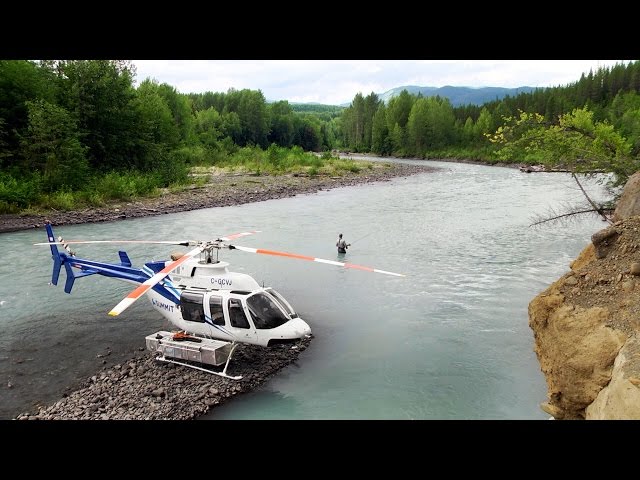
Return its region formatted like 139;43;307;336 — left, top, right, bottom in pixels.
340;85;538;107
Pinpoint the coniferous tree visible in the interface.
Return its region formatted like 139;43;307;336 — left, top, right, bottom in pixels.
21;99;89;191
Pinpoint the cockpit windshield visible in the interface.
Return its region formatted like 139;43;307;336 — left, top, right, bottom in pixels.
265;288;298;318
246;292;290;329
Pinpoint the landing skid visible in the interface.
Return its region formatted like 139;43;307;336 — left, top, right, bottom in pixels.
145;331;242;380
155;349;242;380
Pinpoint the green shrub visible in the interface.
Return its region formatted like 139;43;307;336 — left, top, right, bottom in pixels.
171;145;208;165
93;172;137;200
220;137;238;155
160;151;190;186
205;146;229;165
0;200;20;214
39;190;76;211
0;173;41;209
92;171;161;200
83;191;106;207
311;156;323;168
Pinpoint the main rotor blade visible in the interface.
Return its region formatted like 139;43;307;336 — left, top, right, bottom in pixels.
35;230;261;247
230;245;405;277
218;230;261;241
108;245;204;316
35;240;191;246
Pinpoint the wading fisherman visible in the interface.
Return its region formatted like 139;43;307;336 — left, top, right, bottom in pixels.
336;233;350;254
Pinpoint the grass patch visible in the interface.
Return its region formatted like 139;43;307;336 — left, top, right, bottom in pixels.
38;190;76;211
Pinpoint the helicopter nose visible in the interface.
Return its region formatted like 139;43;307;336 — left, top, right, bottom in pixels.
292;317;312;336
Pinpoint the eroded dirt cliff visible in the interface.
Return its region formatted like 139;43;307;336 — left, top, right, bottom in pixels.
529;216;640;419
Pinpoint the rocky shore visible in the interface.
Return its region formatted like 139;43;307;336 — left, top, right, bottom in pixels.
16;337;312;420
7;160;434;420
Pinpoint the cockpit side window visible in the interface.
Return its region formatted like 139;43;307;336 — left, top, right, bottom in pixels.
266;288;298;318
209;295;225;326
228;298;250;329
181;291;205;323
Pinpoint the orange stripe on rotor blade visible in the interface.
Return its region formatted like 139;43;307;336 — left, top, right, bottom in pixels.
109;245;202;315
221;230;261;241
125;282;153;300
255;249;315;261
343;263;375;272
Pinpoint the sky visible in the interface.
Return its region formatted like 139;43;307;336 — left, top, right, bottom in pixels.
131;60;632;106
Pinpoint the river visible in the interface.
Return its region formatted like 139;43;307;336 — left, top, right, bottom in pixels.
0;158;609;419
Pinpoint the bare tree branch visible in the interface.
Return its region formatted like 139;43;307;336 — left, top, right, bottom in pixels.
571;172;613;224
529;208;614;227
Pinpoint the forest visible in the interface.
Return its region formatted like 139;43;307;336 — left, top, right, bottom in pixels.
1;59;639;213
339;61;640;164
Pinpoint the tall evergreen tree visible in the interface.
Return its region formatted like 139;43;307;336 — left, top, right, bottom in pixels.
56;60;138;171
371;105;389;154
21;99;89;191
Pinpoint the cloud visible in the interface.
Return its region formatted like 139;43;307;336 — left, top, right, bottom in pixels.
132;60;631;105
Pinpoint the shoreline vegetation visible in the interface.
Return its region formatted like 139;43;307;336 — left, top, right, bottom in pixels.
0;151;530;234
1;157;439;234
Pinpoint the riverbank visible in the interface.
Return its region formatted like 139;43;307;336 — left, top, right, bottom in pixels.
0;162;435;234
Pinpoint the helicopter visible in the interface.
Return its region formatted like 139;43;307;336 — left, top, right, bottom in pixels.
36;221;405;379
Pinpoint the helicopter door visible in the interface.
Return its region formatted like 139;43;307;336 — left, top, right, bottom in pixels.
227;297;257;343
203;293;234;342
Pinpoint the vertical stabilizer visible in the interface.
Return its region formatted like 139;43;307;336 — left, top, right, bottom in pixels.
45;222;62;286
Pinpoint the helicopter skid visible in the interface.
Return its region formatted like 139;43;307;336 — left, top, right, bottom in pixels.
154;355;242;380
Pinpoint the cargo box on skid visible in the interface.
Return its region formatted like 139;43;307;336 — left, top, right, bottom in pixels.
145;331;240;378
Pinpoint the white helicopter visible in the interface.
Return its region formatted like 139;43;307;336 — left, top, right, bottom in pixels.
36;222;404;379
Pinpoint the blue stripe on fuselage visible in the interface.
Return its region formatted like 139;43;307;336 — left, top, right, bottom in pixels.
142;264;180;302
202;313;233;337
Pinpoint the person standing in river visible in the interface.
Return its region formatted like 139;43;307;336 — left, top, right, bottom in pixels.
336;233;350;254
